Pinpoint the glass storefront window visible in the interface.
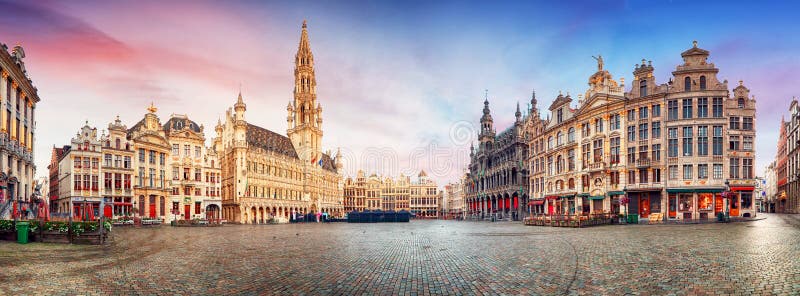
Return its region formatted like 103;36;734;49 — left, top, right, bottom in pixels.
741;193;752;208
679;194;693;211
698;193;713;211
731;194;740;210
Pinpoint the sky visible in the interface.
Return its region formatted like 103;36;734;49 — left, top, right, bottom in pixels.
0;0;798;186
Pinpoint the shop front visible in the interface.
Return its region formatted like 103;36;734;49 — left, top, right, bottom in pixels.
625;190;663;219
730;186;755;218
560;194;576;215
70;196;104;220
609;191;624;215
545;195;558;214
528;199;545;214
667;188;724;220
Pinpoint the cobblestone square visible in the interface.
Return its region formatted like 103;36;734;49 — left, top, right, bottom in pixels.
2;213;800;295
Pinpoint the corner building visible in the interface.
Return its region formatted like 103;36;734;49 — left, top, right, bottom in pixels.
520;42;757;221
215;21;344;224
0;44;40;219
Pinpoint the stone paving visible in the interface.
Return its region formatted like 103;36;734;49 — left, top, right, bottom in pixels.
1;213;800;295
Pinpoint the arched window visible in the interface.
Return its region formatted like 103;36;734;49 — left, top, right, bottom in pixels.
640;79;647;97
684;77;691;91
567;127;575;143
738;98;745;108
556;132;563;146
568;178;575;190
548;136;553;149
699;76;706;90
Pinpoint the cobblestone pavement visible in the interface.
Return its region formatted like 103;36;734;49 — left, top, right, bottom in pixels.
1;213;799;296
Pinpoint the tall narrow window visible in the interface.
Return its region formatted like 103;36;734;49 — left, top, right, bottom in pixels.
640;79;647;97
698;126;708;156
682;127;693;156
699;76;706;90
668;100;678;120
712;126;723;155
730;158;740;179
697;98;708;118
682;99;693;119
639;123;649;140
738;98;745;108
684;76;691;91
651;121;661;138
712;98;723;117
668;128;678;157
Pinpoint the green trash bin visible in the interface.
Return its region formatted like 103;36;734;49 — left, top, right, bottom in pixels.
16;221;29;244
627;214;639;224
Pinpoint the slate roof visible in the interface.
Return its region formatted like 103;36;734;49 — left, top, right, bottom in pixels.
246;123;298;159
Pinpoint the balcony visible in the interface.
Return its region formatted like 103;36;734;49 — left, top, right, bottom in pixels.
587;162;605;172
625;182;664;191
636;158;651;168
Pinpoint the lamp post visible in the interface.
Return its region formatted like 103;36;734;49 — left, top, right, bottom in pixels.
724;180;731;219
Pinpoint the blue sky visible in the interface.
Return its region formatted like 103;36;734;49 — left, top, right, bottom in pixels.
0;0;797;185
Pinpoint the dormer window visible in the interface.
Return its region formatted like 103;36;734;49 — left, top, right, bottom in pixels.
557;108;563;123
738;98;745;109
684;77;691;91
699;76;707;90
640;79;647;97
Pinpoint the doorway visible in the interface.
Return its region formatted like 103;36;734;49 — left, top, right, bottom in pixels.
639;196;650;218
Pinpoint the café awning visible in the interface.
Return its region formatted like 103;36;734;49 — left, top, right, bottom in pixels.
730;186;755;192
608;191;625;195
528;200;545;206
589;195;605;200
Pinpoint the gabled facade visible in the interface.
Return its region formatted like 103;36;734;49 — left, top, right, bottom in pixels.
127;104;171;219
54;123;104;219
100;116;134;218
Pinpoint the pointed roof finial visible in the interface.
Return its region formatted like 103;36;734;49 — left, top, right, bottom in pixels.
693;40;698;48
484;89;489;103
302;19;307;29
147;102;157;113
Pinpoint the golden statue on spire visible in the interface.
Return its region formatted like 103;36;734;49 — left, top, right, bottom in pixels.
592;55;604;71
147;102;157;113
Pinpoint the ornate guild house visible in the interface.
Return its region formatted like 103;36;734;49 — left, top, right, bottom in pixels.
466;42;757;222
215;21;344;224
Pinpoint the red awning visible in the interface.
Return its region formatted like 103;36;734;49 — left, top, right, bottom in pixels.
528;200;545;206
730;186;755;192
545;195;559;200
113;202;133;206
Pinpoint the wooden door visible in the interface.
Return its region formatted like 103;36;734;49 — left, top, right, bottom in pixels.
640;197;650;218
149;203;156;218
104;205;112;218
668;197;677;218
184;204;191;220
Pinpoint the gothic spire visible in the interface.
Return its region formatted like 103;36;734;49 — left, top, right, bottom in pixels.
515;101;521;121
297;20;313;60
